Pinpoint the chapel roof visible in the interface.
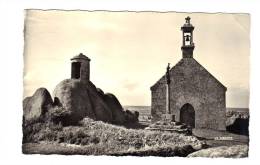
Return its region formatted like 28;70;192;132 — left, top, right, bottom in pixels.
150;58;227;91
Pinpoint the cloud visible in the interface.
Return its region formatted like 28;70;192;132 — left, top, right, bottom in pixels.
122;80;139;91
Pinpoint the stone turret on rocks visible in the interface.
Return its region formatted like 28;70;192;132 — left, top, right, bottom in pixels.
23;53;139;126
71;53;91;82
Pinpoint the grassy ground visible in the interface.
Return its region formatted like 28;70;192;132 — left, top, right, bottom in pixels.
23;113;249;156
23;118;205;156
23;142;196;156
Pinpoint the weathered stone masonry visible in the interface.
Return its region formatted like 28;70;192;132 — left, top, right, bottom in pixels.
150;17;227;130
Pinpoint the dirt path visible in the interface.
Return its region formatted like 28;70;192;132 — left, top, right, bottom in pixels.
192;129;249;147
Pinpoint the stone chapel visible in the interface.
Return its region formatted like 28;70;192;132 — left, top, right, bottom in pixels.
150;17;227;130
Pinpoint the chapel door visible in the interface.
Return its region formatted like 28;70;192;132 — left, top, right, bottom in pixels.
180;103;195;128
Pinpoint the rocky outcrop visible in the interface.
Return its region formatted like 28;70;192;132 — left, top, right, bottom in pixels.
226;112;249;136
103;93;126;124
24;79;138;126
86;82;113;122
53;79;97;124
187;145;248;158
52;79;137;125
23;88;53;123
124;110;139;123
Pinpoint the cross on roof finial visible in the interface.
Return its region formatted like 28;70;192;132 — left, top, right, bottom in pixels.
185;16;191;24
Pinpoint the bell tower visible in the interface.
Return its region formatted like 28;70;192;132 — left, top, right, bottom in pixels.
181;16;195;58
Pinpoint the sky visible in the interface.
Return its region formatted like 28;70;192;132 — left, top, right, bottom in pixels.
23;10;250;108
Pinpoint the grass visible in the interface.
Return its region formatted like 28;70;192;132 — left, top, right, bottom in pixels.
23;142;196;156
23;117;205;155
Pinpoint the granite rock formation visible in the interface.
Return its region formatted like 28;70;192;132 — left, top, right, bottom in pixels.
52;79;96;125
23;88;53;123
103;93;126;124
187;145;248;158
226;111;249;136
23;79;136;126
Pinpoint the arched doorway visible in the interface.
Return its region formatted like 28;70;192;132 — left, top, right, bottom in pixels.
71;62;81;79
180;103;195;128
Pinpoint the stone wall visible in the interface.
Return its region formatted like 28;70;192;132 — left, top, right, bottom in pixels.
80;59;90;81
151;76;167;122
151;58;226;130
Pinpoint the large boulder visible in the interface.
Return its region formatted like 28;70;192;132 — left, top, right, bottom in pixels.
25;79;131;125
125;110;139;123
23;88;53;123
86;82;113;122
103;93;126;124
226;113;249;136
53;79;113;124
53;79;95;124
187;145;248;158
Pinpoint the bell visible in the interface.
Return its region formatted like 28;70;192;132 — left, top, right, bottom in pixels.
185;35;190;41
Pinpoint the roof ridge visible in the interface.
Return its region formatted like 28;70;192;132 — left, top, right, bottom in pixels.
192;58;227;90
150;58;227;91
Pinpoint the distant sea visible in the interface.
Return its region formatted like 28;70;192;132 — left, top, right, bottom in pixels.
123;106;151;116
123;106;249;116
